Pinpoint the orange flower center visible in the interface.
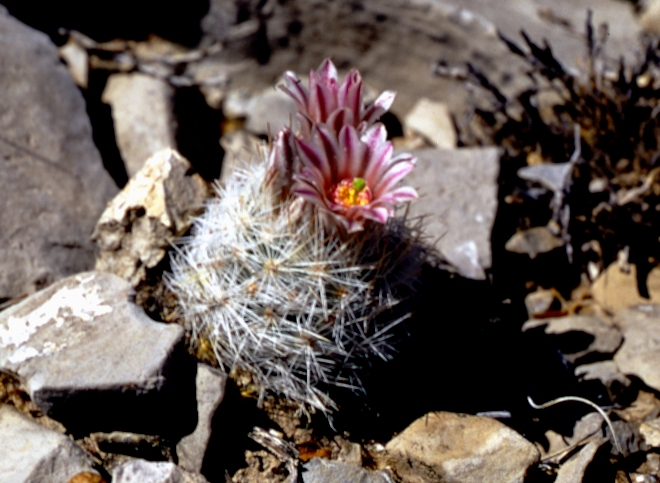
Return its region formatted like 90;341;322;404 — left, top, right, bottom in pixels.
330;178;372;208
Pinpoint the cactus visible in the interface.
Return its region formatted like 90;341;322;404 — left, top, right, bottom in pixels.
166;59;424;414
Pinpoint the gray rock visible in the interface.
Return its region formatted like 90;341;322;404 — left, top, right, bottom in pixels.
302;459;392;483
405;147;500;280
0;272;195;437
386;412;539;483
524;289;558;317
554;440;606;483
177;364;228;473
112;459;208;483
223;87;297;136
0;405;97;483
102;73;176;177
523;315;623;363
614;305;660;393
574;360;631;398
92;148;207;286
0;8;118;301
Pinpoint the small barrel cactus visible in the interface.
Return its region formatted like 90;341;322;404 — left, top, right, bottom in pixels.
166;59;425;414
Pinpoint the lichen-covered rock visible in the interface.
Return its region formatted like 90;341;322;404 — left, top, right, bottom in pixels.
0;271;195;437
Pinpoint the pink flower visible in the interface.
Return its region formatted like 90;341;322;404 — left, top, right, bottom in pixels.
280;58;395;136
292;122;418;233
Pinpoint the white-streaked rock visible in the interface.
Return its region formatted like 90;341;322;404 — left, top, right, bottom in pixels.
0;272;189;436
112;459;208;483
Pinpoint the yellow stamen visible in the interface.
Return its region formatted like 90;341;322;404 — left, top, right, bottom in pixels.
330;178;372;208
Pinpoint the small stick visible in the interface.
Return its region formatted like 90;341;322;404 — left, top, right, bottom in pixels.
527;395;623;455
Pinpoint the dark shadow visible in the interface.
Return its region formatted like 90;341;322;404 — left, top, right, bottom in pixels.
41;341;198;441
2;0;209;47
173;86;224;181
83;68;128;188
201;379;276;482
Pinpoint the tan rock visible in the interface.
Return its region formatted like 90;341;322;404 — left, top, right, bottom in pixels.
386;412;539;483
614;305;660;393
505;226;564;259
92;148;208;286
404;98;457;149
591;262;660;313
102;73;176;176
640;417;660;448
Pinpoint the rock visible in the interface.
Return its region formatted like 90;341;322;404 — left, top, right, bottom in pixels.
522;315;623;363
615;305;660;393
58;39;89;88
302;458;392;483
640;417;660;448
112;460;208;483
524;288;558;317
92;148;207;286
405;147;500;280
641;0;660;35
223;87;297;136
591;263;660;313
0;8;118;301
177;364;228;473
574;360;631;399
0;405;97;482
403;98;457;149
554;440;606;483
102;73;176;177
386;412;539;483
0;271;195;437
505;226;564;259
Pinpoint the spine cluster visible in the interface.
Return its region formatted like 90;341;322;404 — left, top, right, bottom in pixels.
167;59;423;414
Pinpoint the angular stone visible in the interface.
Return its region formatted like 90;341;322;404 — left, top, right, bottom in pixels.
92;148;207;286
615;305;660;393
0;405;97;483
640;417;660;448
0;8;118;301
404;98;456;149
112;460;208;483
0;272;195;437
574;361;631;396
386;412;539;483
592;263;660;313
302;458;392;483
523;315;623;363
505;227;564;259
554;440;606;483
405;147;500;280
102;73;176;177
177;364;228;473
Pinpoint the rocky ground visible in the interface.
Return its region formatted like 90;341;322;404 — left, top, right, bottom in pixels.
4;0;660;482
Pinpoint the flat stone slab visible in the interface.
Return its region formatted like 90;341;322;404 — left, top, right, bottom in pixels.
0;405;96;483
386;411;539;483
0;272;194;436
405;147;500;279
